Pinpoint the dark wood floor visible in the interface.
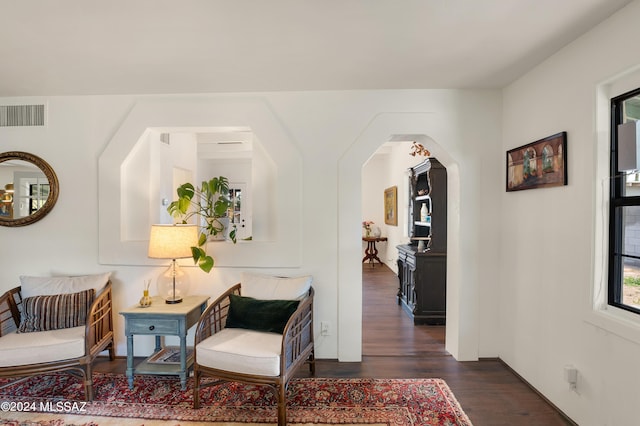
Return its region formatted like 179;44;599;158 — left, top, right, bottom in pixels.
95;264;574;425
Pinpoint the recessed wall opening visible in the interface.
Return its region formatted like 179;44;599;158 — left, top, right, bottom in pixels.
121;127;276;244
99;97;303;269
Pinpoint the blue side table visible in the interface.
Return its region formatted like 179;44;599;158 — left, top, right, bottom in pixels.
120;295;209;390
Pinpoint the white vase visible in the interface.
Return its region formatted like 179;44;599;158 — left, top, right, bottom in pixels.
420;203;428;222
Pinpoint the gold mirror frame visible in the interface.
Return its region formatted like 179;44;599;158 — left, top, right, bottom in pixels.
0;151;59;227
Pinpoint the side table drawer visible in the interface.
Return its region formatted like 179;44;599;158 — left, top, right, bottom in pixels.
127;318;180;335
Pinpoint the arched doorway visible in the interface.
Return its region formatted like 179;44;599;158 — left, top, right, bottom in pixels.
337;113;475;362
361;140;447;356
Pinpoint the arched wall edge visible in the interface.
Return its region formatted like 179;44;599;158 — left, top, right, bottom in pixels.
337;112;474;362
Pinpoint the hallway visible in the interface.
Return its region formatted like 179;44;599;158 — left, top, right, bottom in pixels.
362;263;446;357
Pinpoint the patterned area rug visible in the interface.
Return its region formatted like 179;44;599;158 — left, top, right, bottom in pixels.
0;373;472;425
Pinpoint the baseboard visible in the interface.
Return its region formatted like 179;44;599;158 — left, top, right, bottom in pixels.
97;354;126;360
484;357;578;426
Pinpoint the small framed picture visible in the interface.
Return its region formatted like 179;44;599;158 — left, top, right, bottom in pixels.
384;186;397;226
506;132;567;192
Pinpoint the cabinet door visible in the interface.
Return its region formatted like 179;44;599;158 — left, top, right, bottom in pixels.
414;255;446;323
397;252;417;312
396;256;405;304
406;261;417;313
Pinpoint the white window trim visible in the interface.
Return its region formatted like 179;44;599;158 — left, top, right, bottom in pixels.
589;66;640;345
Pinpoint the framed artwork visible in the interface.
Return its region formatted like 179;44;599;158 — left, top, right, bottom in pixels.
0;203;12;218
506;131;567;192
384;186;398;226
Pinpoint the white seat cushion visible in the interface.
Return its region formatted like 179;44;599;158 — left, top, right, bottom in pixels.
241;272;312;300
0;326;85;367
196;328;283;377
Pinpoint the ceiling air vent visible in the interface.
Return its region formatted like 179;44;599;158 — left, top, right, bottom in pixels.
0;104;45;127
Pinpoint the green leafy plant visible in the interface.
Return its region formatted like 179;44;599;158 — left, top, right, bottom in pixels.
167;176;237;272
624;276;640;287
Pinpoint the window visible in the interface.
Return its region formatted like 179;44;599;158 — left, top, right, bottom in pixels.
228;184;251;240
609;88;640;314
29;182;49;214
14;171;49;219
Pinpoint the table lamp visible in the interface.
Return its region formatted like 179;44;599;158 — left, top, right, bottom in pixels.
148;224;198;304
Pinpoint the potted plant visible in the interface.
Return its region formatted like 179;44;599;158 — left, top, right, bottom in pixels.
167;176;237;272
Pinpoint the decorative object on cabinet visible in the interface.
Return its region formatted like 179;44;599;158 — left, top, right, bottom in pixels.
0;151;59;227
397;158;447;325
384;186;398;226
409;142;431;157
506;131;567;192
167;176;237;272
148;224;199;304
420;201;428;222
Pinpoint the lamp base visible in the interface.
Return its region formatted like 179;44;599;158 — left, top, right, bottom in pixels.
156;260;190;305
165;295;183;304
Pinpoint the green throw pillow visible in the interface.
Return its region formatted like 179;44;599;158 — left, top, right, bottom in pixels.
225;294;300;334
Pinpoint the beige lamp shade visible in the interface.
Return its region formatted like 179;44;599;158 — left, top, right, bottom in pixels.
148;224;198;259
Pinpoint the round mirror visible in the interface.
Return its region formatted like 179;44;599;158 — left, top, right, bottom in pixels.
0;151;59;227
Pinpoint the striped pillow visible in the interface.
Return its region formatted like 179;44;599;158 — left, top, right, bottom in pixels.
18;289;95;333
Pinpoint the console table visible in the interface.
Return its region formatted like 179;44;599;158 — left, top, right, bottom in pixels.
362;236;387;267
120;295;209;390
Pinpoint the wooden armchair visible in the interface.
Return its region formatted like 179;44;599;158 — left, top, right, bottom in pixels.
0;276;115;401
193;274;315;426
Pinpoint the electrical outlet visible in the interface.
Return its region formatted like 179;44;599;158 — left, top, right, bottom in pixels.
320;321;330;336
564;365;578;390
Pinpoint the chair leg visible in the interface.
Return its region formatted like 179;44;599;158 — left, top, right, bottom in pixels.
84;365;94;402
193;367;201;409
108;342;116;361
308;350;316;375
277;384;287;426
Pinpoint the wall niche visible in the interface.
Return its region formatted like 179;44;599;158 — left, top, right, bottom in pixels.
98;98;302;268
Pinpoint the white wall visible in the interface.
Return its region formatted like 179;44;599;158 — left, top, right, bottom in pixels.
501;1;640;424
0;89;502;364
362;153;391;265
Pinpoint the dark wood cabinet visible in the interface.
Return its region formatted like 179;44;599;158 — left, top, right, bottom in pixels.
397;158;447;325
397;246;446;324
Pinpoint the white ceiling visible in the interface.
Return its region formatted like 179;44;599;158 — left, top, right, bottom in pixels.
0;0;633;97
